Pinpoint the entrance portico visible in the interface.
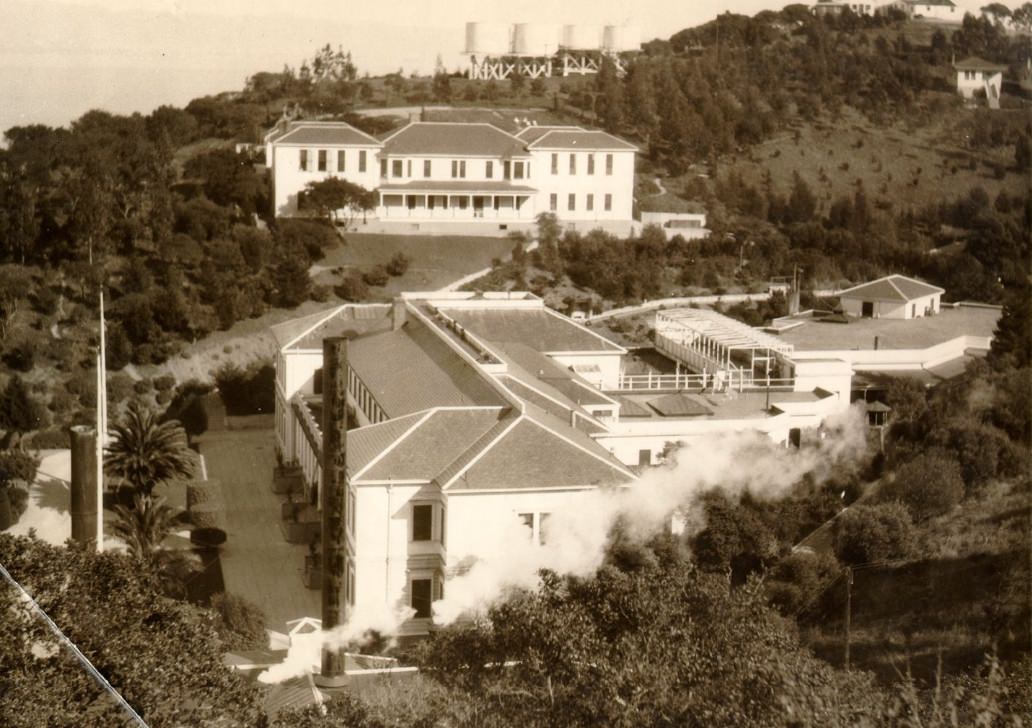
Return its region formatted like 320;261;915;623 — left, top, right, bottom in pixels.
377;181;537;222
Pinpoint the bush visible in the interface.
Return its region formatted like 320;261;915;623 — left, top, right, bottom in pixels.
31;286;60;316
155;390;173;405
210;592;267;650
334;274;369;302
385;252;411;277
834;503;915;565
2;337;36;373
6;484;28;520
0;450;39;487
214;362;275;416
310;284;331;303
133;379;152;395
153;374;176;392
879;449;964;521
28;428;69;449
47;388;76;415
108;373;136;404
766;549;840;615
362;265;390;287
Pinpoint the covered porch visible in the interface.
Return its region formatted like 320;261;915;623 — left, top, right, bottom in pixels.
377;181;537;222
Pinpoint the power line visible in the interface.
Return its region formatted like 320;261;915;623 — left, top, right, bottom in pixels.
0;561;149;727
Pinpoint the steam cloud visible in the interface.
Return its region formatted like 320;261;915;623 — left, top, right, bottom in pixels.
257;403;868;683
432;402;868;624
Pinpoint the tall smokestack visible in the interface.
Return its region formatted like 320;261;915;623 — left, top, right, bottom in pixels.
69;426;98;546
317;337;351;687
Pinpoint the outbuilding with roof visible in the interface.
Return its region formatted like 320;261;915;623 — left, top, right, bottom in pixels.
837;274;944;320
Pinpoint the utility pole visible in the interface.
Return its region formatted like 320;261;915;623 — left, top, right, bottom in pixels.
844;566;853;672
317;337;350;686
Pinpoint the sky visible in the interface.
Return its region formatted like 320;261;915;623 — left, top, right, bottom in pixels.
0;0;990;135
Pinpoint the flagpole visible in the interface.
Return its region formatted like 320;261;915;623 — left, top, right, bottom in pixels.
96;289;106;553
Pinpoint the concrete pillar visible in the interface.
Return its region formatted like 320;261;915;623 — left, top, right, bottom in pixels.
69;426;98;546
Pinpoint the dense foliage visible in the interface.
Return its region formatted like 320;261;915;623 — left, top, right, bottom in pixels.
0;534;264;727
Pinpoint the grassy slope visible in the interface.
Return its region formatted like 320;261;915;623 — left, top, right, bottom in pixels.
801;480;1031;684
701;102;1027;215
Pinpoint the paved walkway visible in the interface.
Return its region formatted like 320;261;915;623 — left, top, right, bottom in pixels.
199;429;320;632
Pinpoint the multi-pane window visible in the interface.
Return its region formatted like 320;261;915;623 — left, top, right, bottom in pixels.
587;194;594;211
380;158;387;177
299;149;309;171
486;161;493;178
605;154;613;175
392;159;403;177
424;159;431;177
412;504;433;541
587;154;595;175
568;193;576;211
551;153;558;174
359;150;367;172
317;150;327;171
407;160;412;177
337;150;346;172
549;193;557;211
604;193;612;211
512;161;524;179
569;154;576;174
451;160;466;178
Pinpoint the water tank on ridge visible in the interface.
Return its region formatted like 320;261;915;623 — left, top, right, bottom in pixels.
465;21;513;56
603;25;641;53
561;24;603;51
512;22;559;56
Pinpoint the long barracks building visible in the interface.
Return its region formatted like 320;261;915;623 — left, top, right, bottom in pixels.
266;120;637;234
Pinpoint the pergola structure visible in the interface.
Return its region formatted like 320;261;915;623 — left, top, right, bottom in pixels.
654;308;795;387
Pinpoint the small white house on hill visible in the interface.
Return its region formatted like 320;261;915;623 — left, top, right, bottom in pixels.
954;57;1007;104
837;275;944;320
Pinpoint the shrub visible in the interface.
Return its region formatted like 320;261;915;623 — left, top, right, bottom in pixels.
385;252;411;277
334;274;369;302
834;503;915;565
154;374;177;392
362;265;390;287
210;592;267;650
29;428;70;449
766;549;840;615
108;373;136;404
133;379;152;395
214;362;275;416
310;284;331;303
2;337;36;373
879;449;964;521
31;286;60;316
47;388;76;415
0;489;13;530
6;485;28;520
0;450;39;487
156;390;173;405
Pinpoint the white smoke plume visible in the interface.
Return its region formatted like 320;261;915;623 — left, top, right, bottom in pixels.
257;601;415;684
256;404;868;683
432;403;868;624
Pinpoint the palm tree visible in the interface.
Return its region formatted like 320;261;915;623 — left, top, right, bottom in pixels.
111;494;176;559
105;402;194;498
112;494;196;598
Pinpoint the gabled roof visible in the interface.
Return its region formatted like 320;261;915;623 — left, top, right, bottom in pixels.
347;319;508;418
381;122;531;158
353;408;507;482
274;122;384;147
527;129;638;152
954;56;1007;72
837;274;944;302
439;306;625;354
514;125;583;143
270;304;392;350
447;416;632;491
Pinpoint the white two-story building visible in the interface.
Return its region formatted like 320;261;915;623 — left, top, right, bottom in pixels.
267;119;637;235
269;291;870;635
